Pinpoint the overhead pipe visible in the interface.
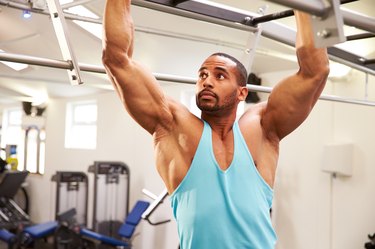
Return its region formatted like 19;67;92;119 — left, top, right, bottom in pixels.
1;52;374;107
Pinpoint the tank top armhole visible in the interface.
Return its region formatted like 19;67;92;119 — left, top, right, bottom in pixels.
170;120;209;199
234;122;274;196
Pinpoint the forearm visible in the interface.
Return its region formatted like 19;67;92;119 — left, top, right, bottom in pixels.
261;11;330;140
101;0;173;135
294;11;330;78
102;0;134;63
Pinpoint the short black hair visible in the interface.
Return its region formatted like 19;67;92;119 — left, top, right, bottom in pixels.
210;52;248;87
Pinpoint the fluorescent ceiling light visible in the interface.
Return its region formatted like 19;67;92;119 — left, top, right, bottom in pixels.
0;50;28;71
62;1;102;40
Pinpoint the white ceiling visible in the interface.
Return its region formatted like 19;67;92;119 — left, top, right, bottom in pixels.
0;0;374;106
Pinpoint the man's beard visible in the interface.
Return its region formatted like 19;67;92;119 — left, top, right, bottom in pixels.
196;89;237;113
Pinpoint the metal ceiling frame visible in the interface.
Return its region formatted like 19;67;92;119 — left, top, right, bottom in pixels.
1;0;374;74
131;0;375;75
0;0;375;106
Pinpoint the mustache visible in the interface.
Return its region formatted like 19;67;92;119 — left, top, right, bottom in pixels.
198;89;218;99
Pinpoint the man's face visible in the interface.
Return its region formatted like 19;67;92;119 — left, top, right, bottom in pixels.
196;55;240;114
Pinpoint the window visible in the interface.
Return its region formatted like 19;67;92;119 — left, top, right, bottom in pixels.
65;101;97;150
1;107;46;174
24;127;46;174
1;108;24;170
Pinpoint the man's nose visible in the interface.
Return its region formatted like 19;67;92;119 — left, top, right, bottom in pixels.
203;77;214;88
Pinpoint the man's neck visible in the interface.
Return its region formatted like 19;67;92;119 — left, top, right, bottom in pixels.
201;112;237;139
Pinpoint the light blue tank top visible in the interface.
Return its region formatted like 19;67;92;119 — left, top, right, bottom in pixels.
170;121;276;249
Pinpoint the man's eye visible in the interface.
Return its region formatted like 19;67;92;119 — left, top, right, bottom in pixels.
199;72;208;79
217;74;225;80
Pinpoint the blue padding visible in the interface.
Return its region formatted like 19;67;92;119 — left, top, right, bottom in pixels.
125;201;150;225
80;228;129;247
23;221;58;238
0;229;16;243
118;224;135;239
118;200;150;239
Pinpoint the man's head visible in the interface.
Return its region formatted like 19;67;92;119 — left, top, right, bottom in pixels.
210;53;248;87
196;53;249;115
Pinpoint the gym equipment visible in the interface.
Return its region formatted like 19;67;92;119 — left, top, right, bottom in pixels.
51;171;88;226
17;209;83;249
141;189;170;226
19;220;59;248
17;208;83;249
0;229;16;249
24;200;150;249
54;208;83;249
0;171;30;230
365;233;375;249
0;171;30;248
80;200;150;248
88;161;130;238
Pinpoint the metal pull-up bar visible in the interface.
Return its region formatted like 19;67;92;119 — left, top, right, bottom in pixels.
0;51;374;107
247;0;357;26
1;0;374;74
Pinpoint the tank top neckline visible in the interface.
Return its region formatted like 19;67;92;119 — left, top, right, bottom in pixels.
203;120;238;174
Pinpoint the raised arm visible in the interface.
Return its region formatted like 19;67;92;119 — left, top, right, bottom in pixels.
102;0;173;134
261;11;330;141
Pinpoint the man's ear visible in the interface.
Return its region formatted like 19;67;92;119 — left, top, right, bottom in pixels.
238;87;249;101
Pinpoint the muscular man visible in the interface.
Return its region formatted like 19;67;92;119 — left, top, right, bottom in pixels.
102;1;329;248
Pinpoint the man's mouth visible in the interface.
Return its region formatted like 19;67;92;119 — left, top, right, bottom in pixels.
199;90;216;99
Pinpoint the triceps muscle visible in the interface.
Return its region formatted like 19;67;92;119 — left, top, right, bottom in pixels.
110;60;173;134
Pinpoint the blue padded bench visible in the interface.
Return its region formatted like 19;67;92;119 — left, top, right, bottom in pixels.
80;228;130;247
119;200;150;239
23;221;59;239
80;200;150;247
0;229;16;246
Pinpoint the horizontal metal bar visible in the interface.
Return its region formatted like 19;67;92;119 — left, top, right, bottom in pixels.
172;0;189;6
362;59;375;65
0;0;102;24
261;21;375;76
1;52;374;107
328;47;375;74
342;8;375;34
132;0;257;32
1;0;374;77
61;0;94;9
340;0;359;3
346;33;375;41
251;0;356;26
249;9;294;26
340;0;359;4
247;85;375;107
0;52;106;73
265;0;329;17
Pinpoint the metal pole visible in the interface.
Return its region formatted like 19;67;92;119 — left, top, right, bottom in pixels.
362;59;375;65
346;33;375;41
247;85;375;107
131;0;258;32
0;0;102;24
265;0;330;17
342;8;375;34
249;9;294;26
1;52;373;107
61;0;95;9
